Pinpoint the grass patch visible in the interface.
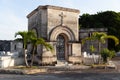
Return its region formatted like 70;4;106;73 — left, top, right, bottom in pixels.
13;66;39;70
91;64;107;69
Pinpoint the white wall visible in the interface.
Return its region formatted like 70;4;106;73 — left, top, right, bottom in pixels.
0;56;24;68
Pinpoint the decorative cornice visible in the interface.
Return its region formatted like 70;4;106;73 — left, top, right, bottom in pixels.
27;5;80;18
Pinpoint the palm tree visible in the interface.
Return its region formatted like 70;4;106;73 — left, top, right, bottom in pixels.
91;32;119;52
82;32;119;53
15;31;35;67
30;37;53;67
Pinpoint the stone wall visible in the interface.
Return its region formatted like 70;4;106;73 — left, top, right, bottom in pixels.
0;56;24;68
72;43;81;56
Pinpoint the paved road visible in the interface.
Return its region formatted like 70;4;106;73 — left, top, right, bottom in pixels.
0;72;120;80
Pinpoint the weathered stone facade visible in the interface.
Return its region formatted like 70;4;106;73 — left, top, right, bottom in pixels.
27;5;82;65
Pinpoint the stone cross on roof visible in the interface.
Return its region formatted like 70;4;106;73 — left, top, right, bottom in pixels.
59;12;66;26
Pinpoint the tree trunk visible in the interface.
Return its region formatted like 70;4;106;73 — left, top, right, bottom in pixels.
98;42;101;64
38;45;43;65
98;42;101;53
23;48;29;67
30;46;35;67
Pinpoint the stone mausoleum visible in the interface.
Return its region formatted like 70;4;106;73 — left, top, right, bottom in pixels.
27;5;81;65
27;5;107;66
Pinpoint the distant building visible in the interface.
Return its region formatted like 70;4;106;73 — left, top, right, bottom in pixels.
0;40;12;52
0;40;24;68
80;28;108;54
0;40;23;55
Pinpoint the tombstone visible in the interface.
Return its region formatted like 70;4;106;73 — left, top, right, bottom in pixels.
83;52;87;57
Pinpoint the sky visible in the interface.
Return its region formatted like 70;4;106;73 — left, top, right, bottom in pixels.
0;0;120;40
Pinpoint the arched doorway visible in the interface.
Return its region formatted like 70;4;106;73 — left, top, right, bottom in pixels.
56;34;68;61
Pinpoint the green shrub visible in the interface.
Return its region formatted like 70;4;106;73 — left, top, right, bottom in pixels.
100;48;115;63
90;45;96;53
109;50;115;58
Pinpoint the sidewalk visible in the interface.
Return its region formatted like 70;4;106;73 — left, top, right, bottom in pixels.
0;64;119;75
1;56;120;75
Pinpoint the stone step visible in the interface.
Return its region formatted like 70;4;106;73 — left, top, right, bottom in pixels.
57;61;66;64
55;61;73;67
55;61;66;66
55;64;73;67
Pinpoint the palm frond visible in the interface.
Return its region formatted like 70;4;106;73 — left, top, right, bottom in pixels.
106;35;119;46
15;31;27;38
81;37;92;44
44;43;54;51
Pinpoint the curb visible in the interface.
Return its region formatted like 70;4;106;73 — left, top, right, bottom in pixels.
0;65;91;74
0;68;47;75
0;69;24;74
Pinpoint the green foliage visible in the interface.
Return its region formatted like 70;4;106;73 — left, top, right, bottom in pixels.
100;48;110;63
79;11;120;51
90;45;96;52
29;31;54;67
14;66;39;69
15;30;54;67
15;31;35;49
92;32;119;45
82;32;119;54
109;50;116;58
15;31;35;67
100;48;115;63
30;36;54;52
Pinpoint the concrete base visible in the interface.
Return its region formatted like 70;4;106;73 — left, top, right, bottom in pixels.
0;56;24;68
55;60;73;67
